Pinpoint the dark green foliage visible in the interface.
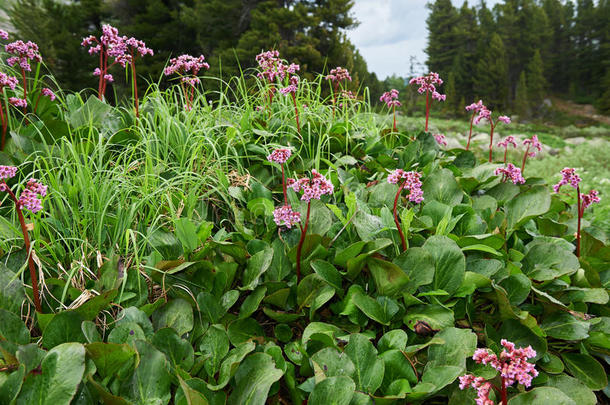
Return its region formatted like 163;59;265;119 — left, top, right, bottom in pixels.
527;49;546;109
475;33;509;109
515;70;529;118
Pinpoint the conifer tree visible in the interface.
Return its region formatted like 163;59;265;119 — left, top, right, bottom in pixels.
425;0;460;81
527;50;546;108
475;33;509;109
515;71;530;119
444;71;458;115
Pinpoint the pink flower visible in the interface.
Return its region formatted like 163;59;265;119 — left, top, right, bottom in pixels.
279;76;299;95
0;72;19;90
498;115;511;124
409;72;443;95
0;165;17;180
326;67;352;83
459;374;494;405
17;189;42;213
164;54;210;76
273;205;301;228
5;40;42;72
380;89;401;108
41;88;56;101
497;135;517;149
523;135;542;157
581;190;600;209
494;163;525;184
287;169;334;202
0;30;8;40
9;98;27;108
387;170;424;203
474;106;491;125
470;339;538;388
465;100;485;112
553;167;581;193
433;133;447;146
431;91;446;101
267;148;292;164
256;50;299;83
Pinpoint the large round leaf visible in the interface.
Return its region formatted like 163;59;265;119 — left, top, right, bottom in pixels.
561;353;608;390
309;376;355;405
423;236;465;297
508;387;576;405
227;353;283;405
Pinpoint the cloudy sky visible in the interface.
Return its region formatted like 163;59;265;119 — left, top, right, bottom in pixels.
347;0;502;79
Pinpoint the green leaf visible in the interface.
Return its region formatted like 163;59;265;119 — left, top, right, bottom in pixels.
302;322;343;348
152;298;194;335
380;350;417;388
422;168;463;206
15;343;86;405
367;258;410;297
227;318;264;346
0;264;25;314
378;330;408;353
122;340;172;404
308;376;355;405
175;218;200;254
242;247;274;290
207;342;256;391
239;287;267;319
0;308;29;344
310;347;355;379
523;239;580;281
42;311;86;349
506;185;551;229
352;294;398;326
227;353;283;405
297;274;329;310
541;312;590;341
0;364;25;404
498;320;547;360
85;342;137;379
344;334;384;394
561;353;608;390
200;324;229;377
177;376;210;405
403;304;454;331
507;387;576;405
151;328;195;370
546;374;597;405
393;247;435;294
499;274;531;305
311;260;343;295
426;327;476;369
423;236;465;297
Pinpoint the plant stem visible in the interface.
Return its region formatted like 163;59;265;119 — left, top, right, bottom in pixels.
503;147;508;165
425;90;430;132
98;44;104;99
3;185;42;312
0;98;7;151
392;104;397;132
295;201;311;283
501;377;507;405
131;51;139;118
20;68;27;115
33;93;42;115
466;112;475;150
393;179;408;252
291;92;300;135
488;122;495;162
576;185;581;257
521;144;530;173
281;163;288;204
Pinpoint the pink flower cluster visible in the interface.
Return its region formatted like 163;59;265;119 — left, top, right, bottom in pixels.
523;135;542;157
326;67;352;83
581;189;600;209
409;72;445;101
553;167;581;192
0;165;17;180
0;30;8;40
287;169;334;202
387;170;424;203
267;148;291;164
497;135;517;149
273;205;301;228
279;76;299;95
458;375;494;405
0;72;18;90
41;88;56;101
497;115;511;124
380;89;401;108
433;133;447;146
9;98;27;108
474;106;492;124
460;340;538;405
465;100;485;113
256;50;299;83
494;163;525;184
5;40;42;72
17;179;47;213
164;54;209;78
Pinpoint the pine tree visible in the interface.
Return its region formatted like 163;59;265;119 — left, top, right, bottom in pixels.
474;33;509;109
444;71;458;115
425;0;460;81
527;50;546;108
515;71;529;119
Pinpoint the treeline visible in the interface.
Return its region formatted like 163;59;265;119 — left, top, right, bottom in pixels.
426;0;610;115
2;0;384;99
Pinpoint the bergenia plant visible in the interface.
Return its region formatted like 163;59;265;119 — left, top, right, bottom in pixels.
279;76;301;135
0;166;47;312
497;135;517;164
380;89;401;132
5;39;42;114
387;169;423;252
433;133;447;147
256;50;299;112
465;100;485;150
33;87;56;115
553;168;600;256
0;29;8;41
459;339;538;405
474;107;510;162
164;54;210;111
0;72;19;150
409;72;445;132
287;170;334;282
123;37;153;117
82;25;128;100
268;148;301;232
326;66;352;116
521;135;542;172
494;163;525;185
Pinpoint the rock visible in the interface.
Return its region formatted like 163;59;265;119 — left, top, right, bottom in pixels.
565;137;587;145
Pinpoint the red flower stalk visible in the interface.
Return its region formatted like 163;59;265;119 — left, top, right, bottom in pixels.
280;76;301;136
0;72;19;150
326;67;352;117
465;100;485;150
380;89;401;132
387;169;423;252
474;108;510;162
409;72;445;132
164;55;210;111
497;135;517;165
521;135;542;173
0;166;47;312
